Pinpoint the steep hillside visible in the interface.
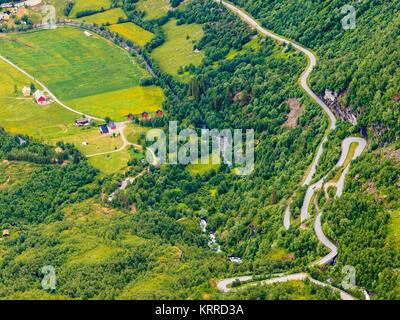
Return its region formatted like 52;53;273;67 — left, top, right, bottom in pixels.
231;0;400;145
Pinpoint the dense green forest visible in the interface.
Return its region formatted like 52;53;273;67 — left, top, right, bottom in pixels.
230;0;400;145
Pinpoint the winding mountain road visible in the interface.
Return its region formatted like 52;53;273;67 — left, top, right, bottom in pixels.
217;272;355;300
215;0;367;299
2;1;365;299
301;137;367;222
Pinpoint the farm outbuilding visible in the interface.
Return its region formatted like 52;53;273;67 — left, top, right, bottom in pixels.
1;13;10;21
75;117;89;126
22;86;31;96
100;124;109;134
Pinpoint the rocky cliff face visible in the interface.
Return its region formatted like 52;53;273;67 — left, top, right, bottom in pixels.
330;101;360;125
322;89;360;125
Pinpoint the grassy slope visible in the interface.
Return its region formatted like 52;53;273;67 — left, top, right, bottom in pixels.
66;86;164;120
107;22;154;46
69;0;113;18
51;128;124;155
135;0;171;21
0;37;154;173
151;18;204;77
186;155;220;175
0;26;164;121
0;57;81;139
77;8;127;25
0;196;192;299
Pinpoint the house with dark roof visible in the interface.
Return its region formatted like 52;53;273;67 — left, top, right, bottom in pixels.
100;124;109;134
156;110;163;116
75;117;89;127
142;112;149;119
127;113;133;120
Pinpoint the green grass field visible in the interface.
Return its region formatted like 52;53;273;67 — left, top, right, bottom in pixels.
107;22;155;46
87;146;143;173
65;86;164;120
0;57;83;139
186;154;220;175
69;0;113;18
0;26;165;121
330;142;358;183
135;0;171;21
0;49;143;173
77;8;127;25
124;123;154;145
151;19;204;77
51;127;124;155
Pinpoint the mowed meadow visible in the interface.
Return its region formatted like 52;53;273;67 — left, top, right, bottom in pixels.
0;57;79;139
69;0;113;18
0;26;165;121
107;22;155;47
77;8;127;25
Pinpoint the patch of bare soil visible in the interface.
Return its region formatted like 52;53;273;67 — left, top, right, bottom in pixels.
300;223;308;230
0;176;10;189
282;98;303;128
16;7;28;18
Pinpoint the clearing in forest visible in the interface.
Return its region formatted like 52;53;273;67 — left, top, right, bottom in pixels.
135;0;171;21
151;18;204;77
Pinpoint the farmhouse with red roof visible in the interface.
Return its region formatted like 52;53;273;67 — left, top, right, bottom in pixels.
142;112;149;119
33;90;47;105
